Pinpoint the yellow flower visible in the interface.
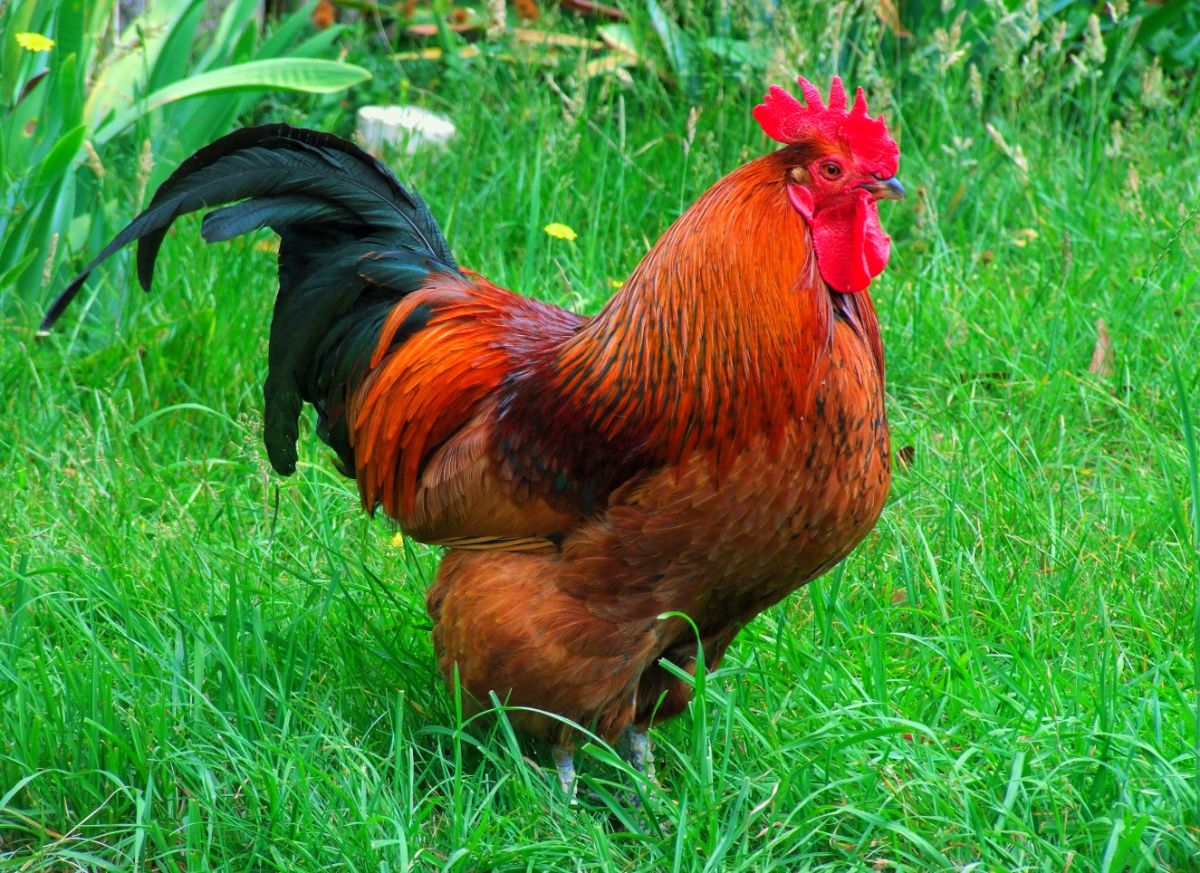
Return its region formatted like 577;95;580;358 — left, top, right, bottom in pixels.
543;222;577;241
16;32;55;52
608;278;624;289
391;532;405;548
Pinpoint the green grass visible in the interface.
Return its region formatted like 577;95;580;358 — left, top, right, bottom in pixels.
3;4;1200;870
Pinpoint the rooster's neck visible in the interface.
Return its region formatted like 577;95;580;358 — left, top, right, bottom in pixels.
601;153;841;359
612;154;822;322
552;153;865;466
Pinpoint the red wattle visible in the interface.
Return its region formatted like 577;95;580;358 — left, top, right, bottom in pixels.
859;194;891;280
787;184;891;294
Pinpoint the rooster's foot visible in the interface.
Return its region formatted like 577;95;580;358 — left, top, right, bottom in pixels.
616;725;656;785
552;744;577;798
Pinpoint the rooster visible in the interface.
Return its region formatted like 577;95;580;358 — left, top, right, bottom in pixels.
44;76;903;791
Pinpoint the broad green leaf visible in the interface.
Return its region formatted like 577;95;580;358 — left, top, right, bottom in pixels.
93;58;372;146
53;0;86;61
5;73;47;172
229;14;259;66
33;123;86;188
67;211;92;253
147;0;206;93
52;53;82;135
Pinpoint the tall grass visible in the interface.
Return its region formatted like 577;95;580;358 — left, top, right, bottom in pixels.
2;1;1198;869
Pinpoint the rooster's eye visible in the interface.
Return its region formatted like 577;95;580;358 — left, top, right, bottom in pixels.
820;162;842;180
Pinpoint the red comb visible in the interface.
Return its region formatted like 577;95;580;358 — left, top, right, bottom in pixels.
753;75;899;177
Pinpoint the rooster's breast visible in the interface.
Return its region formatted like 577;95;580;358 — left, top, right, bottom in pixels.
569;316;890;628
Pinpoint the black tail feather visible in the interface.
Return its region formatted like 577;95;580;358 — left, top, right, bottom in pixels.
42;124;461;476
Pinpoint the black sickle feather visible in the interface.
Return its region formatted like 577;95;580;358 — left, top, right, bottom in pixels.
42;123;461;476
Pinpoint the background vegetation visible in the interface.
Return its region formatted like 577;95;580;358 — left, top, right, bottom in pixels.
2;0;1199;869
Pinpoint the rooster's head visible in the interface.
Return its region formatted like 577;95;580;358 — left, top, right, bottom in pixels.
753;76;903;295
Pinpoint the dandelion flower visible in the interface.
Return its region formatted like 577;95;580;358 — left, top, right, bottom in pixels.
544;222;577;241
15;32;55;52
391;532;405;548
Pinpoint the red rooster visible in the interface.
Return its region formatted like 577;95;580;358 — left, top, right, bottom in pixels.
44;76;903;790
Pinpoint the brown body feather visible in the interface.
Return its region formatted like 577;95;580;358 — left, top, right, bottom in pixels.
346;150;891;741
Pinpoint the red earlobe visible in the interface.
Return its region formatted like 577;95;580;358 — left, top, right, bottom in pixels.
786;183;815;222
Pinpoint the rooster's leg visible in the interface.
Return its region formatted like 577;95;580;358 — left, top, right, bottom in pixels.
616;725;656;784
552;744;576;796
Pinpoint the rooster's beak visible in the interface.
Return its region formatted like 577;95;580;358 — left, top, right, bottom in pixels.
862;176;905;201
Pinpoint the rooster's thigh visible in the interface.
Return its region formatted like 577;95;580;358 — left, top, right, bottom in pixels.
426;549;661;743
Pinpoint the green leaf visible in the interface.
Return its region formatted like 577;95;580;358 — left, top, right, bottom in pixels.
702;37;766;71
0;249;38;291
146;0;207;92
93;59;372;146
259;0;321;58
197;0;260;70
1;0;38;103
53;0;87;61
229;16;259;66
646;0;700;100
52;52;82;134
33;123;86;188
